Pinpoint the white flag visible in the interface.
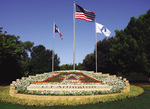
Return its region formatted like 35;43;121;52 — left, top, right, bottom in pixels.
96;22;111;37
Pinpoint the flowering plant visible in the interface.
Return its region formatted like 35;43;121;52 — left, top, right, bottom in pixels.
14;70;126;96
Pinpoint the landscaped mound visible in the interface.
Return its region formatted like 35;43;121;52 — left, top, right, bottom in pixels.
13;70;126;96
0;85;145;107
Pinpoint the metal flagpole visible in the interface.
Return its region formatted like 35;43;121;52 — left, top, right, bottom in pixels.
95;21;97;73
52;21;55;72
73;1;76;70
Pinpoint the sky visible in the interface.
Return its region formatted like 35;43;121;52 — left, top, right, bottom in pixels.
1;0;150;65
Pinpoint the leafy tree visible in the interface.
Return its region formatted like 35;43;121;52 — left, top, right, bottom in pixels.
20;41;34;76
80;9;150;82
0;31;34;83
82;53;95;71
124;9;150;77
60;64;81;70
110;9;150;80
0;30;60;82
29;45;60;75
0;27;3;33
0;34;23;83
60;64;73;70
80;37;114;73
77;63;86;70
96;37;115;73
110;30;146;74
0;27;7;35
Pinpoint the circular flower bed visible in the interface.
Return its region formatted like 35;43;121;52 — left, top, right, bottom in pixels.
1;85;144;106
14;70;126;96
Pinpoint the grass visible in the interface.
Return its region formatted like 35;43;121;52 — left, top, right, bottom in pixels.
0;85;148;108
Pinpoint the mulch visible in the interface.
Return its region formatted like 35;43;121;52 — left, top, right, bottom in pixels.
131;83;150;87
0;86;5;90
0;83;9;89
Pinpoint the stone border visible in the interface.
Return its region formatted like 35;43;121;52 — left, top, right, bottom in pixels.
9;70;130;100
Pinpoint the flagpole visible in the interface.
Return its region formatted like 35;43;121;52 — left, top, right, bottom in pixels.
95;21;97;73
73;1;76;70
52;21;55;72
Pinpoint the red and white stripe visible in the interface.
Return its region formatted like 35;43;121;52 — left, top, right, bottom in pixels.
58;31;63;40
76;12;94;22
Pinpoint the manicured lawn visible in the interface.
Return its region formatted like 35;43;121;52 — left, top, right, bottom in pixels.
0;85;149;109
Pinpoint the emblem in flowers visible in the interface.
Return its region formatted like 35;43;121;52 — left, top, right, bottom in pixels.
33;72;102;84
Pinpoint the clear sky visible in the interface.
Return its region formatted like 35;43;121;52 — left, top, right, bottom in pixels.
1;0;150;65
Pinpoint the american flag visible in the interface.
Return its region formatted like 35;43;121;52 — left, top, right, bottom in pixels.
75;4;95;22
55;24;63;40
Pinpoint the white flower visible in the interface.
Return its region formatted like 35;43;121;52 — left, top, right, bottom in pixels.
14;70;126;95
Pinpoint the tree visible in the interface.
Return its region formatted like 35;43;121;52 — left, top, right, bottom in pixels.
29;45;60;75
0;34;23;83
121;9;150;77
0;32;34;83
110;30;145;74
0;27;3;33
60;64;81;70
108;9;150;82
60;64;73;70
96;37;115;73
0;27;7;35
77;63;86;70
80;37;115;73
20;41;34;76
82;53;95;71
124;9;150;77
80;9;150;82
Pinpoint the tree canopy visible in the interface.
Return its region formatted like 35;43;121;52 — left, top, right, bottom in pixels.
0;32;60;83
29;45;60;75
0;33;34;83
79;9;150;82
110;9;150;77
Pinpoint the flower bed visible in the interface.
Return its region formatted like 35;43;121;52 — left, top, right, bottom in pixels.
2;85;144;106
14;70;126;96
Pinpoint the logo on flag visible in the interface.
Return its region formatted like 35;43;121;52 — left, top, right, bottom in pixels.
55;24;63;40
75;4;95;22
96;22;111;37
